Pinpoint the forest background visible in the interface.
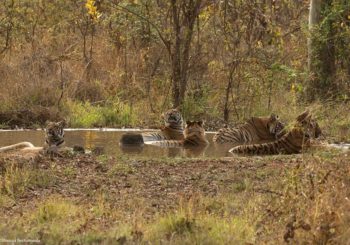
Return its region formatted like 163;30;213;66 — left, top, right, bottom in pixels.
1;1;350;244
0;0;349;138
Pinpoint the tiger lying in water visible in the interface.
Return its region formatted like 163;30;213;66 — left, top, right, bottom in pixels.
147;120;209;148
229;110;322;155
213;114;285;144
120;108;184;145
0;121;82;157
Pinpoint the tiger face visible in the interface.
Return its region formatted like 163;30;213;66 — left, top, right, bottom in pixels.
267;113;285;138
184;120;206;138
146;120;208;148
296;110;322;140
183;120;209;146
121;108;184;145
163;108;183;127
45;120;66;147
229;110;322;155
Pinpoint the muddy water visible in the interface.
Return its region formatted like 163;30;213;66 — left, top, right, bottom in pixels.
0;129;235;158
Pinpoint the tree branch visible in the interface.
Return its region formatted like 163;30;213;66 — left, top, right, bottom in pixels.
108;0;171;53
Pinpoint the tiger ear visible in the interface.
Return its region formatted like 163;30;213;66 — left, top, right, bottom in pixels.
186;120;192;126
296;110;310;122
270;113;278;121
58;119;67;128
197;120;204;127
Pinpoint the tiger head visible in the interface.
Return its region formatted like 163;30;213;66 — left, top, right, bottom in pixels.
45;120;66;146
267;113;286;138
162;108;183;128
296;110;322;140
184;120;206;138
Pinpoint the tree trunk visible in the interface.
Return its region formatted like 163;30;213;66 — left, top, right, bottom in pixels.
170;0;202;108
171;0;182;107
223;71;233;122
307;0;322;71
307;0;336;101
179;0;200;103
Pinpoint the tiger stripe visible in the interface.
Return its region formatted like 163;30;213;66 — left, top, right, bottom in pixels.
229;127;308;155
0;120;66;154
120;108;184;145
213;114;285;144
229;110;322;155
147;121;208;148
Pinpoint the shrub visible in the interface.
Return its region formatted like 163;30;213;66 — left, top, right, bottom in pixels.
65;97;137;128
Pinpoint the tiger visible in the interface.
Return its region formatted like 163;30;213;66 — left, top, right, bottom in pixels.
42;120;67;157
120;108;184;145
229;110;322;155
0;120;76;157
147;120;209;148
213;113;286;144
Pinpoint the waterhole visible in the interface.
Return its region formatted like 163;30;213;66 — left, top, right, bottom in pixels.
0;129;236;158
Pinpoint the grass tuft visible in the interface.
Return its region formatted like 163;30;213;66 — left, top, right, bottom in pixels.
145;195;255;244
0;165;56;199
65;97;137;128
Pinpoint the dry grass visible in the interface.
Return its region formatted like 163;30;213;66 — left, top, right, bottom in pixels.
0;148;349;244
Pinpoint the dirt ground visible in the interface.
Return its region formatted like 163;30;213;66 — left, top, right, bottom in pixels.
0;153;288;214
0;150;349;244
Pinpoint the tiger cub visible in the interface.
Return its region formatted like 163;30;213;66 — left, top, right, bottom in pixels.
120;108;184;145
0;120;71;157
229;110;322;155
147;120;209;148
42;120;67;156
213;114;285;144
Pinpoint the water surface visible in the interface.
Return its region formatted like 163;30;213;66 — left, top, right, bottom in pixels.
0;129;235;158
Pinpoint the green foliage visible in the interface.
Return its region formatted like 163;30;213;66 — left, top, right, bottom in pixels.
0;165;55;199
28;198;85;244
308;1;350;100
65;97;137;128
146;208;255;244
0;0;348;129
65;100;101;127
1;165;30;198
149;212;195;239
181;87;212;120
35;198;78;224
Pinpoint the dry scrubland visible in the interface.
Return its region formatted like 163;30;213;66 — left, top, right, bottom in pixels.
0;148;349;244
0;0;350;244
0;105;349;244
0;1;348;130
0;105;348;244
